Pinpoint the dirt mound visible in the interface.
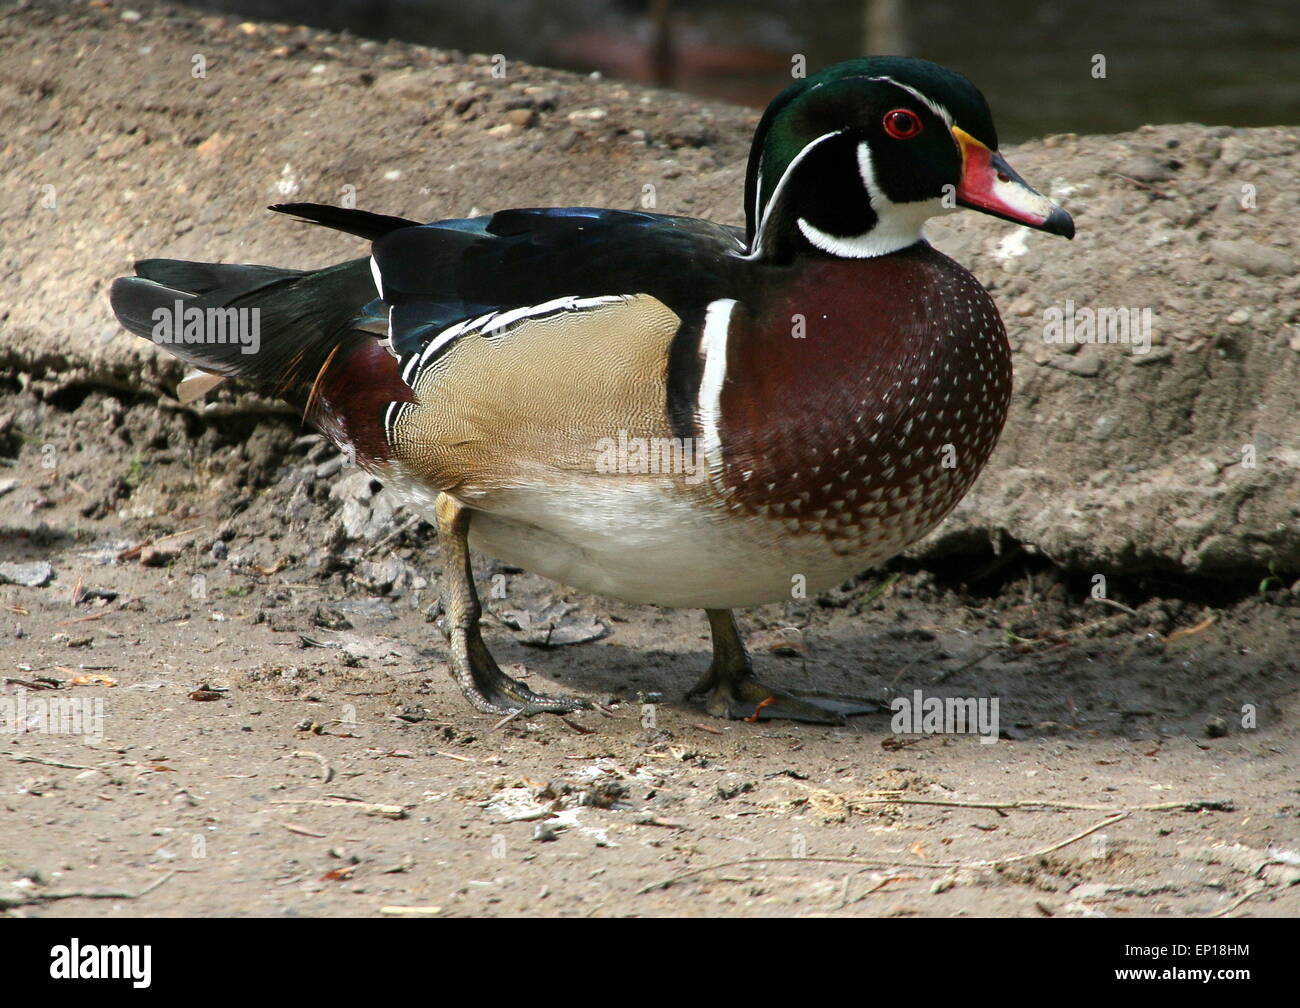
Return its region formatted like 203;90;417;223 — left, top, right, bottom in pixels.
3;2;1298;576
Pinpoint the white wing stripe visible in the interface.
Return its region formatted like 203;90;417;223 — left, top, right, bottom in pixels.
397;294;633;387
697;298;735;482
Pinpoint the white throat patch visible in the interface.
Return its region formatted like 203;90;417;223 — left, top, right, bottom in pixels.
796;141;949;258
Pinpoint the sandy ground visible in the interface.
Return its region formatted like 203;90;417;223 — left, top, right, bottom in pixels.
0;385;1296;917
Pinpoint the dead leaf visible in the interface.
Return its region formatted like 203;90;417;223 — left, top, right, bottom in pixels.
70;673;117;687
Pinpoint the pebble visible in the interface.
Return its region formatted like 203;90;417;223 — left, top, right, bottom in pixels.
139;543;181;567
333;598;398;622
1207;239;1294;276
314;453;346;479
1131;346;1173;365
1092;415;1121;440
1116;156;1174;183
1049;350;1103;377
522;86;559;110
0;561;54;587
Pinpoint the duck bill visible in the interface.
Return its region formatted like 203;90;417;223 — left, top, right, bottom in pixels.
953;126;1074;238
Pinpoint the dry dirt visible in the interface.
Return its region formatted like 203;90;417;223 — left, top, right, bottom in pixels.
0;1;1297;918
1;383;1296;918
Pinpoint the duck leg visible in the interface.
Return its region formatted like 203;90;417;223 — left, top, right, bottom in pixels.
687;609;882;725
435;493;590;716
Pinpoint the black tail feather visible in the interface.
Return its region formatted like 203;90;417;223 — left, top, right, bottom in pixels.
109;257;376;405
134;259;295;297
269;202;422;242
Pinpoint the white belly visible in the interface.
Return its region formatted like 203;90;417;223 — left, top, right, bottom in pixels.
377;469;907;610
470;482;886;609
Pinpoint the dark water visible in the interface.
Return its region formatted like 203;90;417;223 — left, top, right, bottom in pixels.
189;0;1299;141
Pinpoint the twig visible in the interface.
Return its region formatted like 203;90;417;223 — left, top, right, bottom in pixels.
56;612;105;626
154;525;206;545
6;752;95;771
1085;596;1140;617
0;871;174;909
490;707;529;731
432;750;475;763
639;812;1128;895
933;646;999;683
272;798;406;819
1164;614;1217;643
829;794;1232;815
279;822;328;839
361;514;422;558
291;749;333;783
1112;172;1174;198
380;905;444;916
4;678;60;691
1208;881;1271;918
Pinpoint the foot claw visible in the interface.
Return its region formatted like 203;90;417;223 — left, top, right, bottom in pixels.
467;676;590;717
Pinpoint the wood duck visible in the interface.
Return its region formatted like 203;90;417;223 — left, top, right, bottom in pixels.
110;56;1073;724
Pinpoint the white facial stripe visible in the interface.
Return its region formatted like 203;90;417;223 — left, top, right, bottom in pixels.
795;141;943;258
697;299;735;480
747;130;843;259
369;256;384;298
868;76;954;128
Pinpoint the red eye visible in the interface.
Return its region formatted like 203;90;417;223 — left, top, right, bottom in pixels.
882;108;923;139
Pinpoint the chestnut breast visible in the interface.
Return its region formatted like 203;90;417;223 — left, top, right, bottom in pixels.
715;243;1012;554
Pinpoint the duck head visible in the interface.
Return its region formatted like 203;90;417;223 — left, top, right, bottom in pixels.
744;56;1074;261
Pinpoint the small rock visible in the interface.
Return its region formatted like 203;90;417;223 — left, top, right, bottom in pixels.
139;543;180;567
333;597;397;622
1208;239;1294;277
1204;717;1229;738
522;86;559;110
1092;415;1121;440
355;556;411;595
1116;156;1174;183
1131;346;1173;366
0;561;54;587
504;107;536;128
315;454;346;479
1049;351;1102;377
